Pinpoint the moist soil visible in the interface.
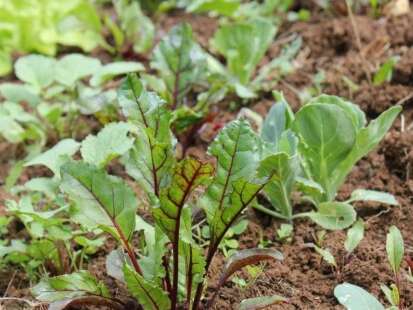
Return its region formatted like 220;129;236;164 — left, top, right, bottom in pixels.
1;2;413;310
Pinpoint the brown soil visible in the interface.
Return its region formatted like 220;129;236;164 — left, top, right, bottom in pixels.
1;2;413;310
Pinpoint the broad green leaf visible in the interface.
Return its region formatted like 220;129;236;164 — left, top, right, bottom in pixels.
305;202;356;230
0;83;40;106
61;161;137;240
344;219;364;254
332;106;401;196
81;122;134;168
212;19;276;84
187;0;241;16
293;102;356;201
154;158;213;242
261;152;299;219
373;57;398;86
25;139;80;177
106;249;127;282
118;74;175;195
123;264;170;310
347;189;398;205
0;240;27;258
151;23;206;108
90;61;144;87
239;295;288;310
200;119;260;246
386;225;404;274
55;54;102;87
334;283;385;310
32;271;110;302
15;55;56;90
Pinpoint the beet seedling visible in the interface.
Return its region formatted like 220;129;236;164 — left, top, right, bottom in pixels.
29;74;286;310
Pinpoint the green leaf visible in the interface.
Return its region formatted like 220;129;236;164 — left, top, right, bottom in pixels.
61;161;137;240
90;61;144;87
307;243;337;267
380;284;400;306
154;158;213;242
15;55;56;90
200;119;260;247
123;264;170;310
305;202;356;230
261;91;294;145
114;0;155;53
25;139;80;177
151;23;207;108
0;83;40;106
386;225;404;274
344;219;364;254
212;19;276;84
118;74;175;196
239;295;288;310
293;102;357;201
55;54;102;87
373;57;398;86
334;283;385;310
81;122;134;168
32;271;110;302
187;0;241;16
347;189;399;205
332;105;401;196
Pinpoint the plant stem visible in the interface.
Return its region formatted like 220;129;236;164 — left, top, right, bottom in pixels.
252;204;291;221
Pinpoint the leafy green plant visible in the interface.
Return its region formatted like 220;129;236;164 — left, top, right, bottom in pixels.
335;225;407;310
0;0;106;76
258;93;401;229
24;74;287;309
373;57;399;86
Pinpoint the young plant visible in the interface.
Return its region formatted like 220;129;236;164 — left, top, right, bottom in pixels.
382;225;405;308
28;74;286;310
258;92;401;230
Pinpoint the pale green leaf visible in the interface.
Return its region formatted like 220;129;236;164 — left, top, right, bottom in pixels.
344;219;364;254
348;189;398;205
305;202;356;230
334;283;384;310
386;225;404;274
15;55;56;90
81;122;134;168
90;62;144;87
55;54;102;87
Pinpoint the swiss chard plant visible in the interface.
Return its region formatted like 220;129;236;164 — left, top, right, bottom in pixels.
257;92;401;229
25;74;287;309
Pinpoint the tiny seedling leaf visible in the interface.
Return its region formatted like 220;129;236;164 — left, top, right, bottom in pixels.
344;219;364;254
238;295;288;310
386;225;404;274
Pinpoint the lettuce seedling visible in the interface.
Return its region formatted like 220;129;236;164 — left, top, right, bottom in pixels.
258;93;401;229
30;74;285;309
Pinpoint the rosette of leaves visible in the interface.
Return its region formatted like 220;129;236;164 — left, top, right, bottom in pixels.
31;74;285;309
258;93;401;230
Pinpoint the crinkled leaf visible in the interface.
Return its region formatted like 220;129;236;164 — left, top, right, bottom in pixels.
348;189;398;205
154;158;213;242
334;283;384;310
61;161;137;240
200;119;260;246
238;295;288;310
305;202;356;230
25;139;80;177
90;61;144;87
55;54;102;87
151;23;206;108
123;264;170;310
32;271;110;302
81;122;134;168
15;55;56;90
212;19;276;84
118;74;175;195
344;219;364;254
386;225;404;274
